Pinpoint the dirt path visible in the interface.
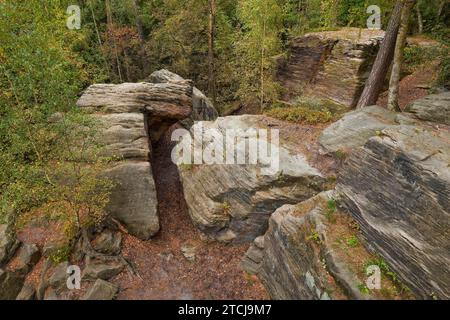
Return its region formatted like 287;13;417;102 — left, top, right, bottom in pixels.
112;125;268;300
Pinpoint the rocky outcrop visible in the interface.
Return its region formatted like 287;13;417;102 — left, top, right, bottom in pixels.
319;106;399;153
404;91;450;125
176;115;327;244
0;269;25;300
147;69;219;127
241;192;392;300
77;81;193;239
0;223;20;267
277;28;384;107
82;279;119;300
336;125;450;299
104;162;159;240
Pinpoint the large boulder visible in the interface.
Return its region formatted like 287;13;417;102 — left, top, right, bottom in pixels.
276;28;384;107
241;192;404;300
105;162;159;240
77;81;193;239
147;69;219;127
175;115;328;244
404;91;450;125
319;105;422;154
336;125;450;299
77;81;193;143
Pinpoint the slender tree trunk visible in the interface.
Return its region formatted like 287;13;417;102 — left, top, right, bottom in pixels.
388;0;416;111
437;0;446;20
416;2;423;34
105;0;123;82
356;1;404;109
208;0;216;105
131;0;145;48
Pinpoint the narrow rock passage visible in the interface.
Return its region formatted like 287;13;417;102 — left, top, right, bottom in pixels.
113;125;268;300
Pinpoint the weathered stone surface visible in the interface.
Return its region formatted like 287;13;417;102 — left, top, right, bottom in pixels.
105;162;159;240
277;28;384;107
147;69;219;127
336;125;450;299
319;106;399;153
82;256;125;280
15;243;41;275
47;261;69;293
16;283;36;300
77;82;193;143
242;192;380;300
76;80;195;240
176;115;327;244
92;229;122;256
404;91;450;125
0;269;25;300
81;279;119;300
94;113;150;160
0;223;20;267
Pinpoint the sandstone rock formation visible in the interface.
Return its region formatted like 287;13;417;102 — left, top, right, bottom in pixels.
77;81;193;239
276;28;384;107
0;269;24;300
176;115;327;244
82;279;119;300
336;125;450;299
404;91;450;125
241;191;397;300
0;223;20;267
319;106;399;153
147;69;219;127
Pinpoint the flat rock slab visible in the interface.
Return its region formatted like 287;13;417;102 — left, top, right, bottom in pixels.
83;256;125;281
176;115;327;244
405;91;450;125
147;69;218;128
319;105;399;153
82;279;119;300
336;125;450;299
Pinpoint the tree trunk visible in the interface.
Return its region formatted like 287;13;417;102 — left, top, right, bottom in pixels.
416;2;423;34
356;1;404;109
131;0;145;47
208;0;216;105
105;0;123;82
387;0;416;112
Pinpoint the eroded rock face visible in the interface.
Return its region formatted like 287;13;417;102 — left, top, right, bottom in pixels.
176;115;327;244
319;106;398;153
404;91;450;125
336;125;450;299
77;81;193;239
277;28;384;107
242;192;373;300
147;69;219;128
81;279;118;300
0;269;24;300
0;223;20;267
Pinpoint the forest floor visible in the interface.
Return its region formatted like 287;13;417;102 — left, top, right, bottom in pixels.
111;126;268;300
377;62;438;109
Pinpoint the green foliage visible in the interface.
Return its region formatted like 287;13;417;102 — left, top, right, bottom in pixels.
326;198;337;223
0;1;112;236
357;283;370;295
346;235;359;247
